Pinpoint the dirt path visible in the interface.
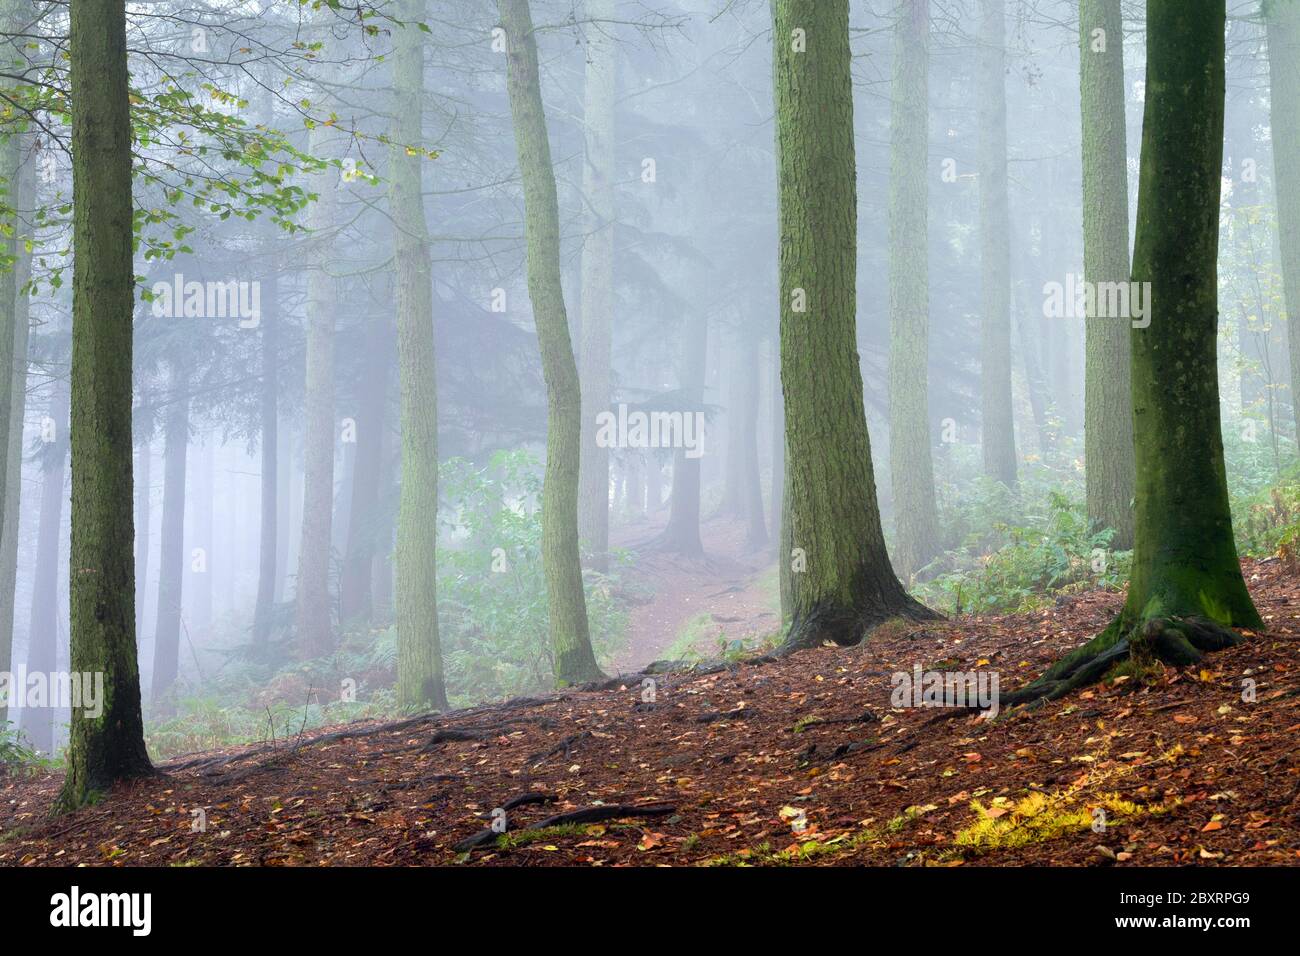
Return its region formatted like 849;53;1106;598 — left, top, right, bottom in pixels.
608;513;780;673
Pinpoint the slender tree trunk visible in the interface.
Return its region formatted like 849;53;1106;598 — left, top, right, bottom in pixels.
340;309;391;626
392;0;448;709
657;312;707;556
133;429;151;647
1007;0;1259;705
1266;0;1300;444
498;0;604;684
887;0;939;579
772;0;935;653
151;363;189;704
189;433;213;635
577;0;616;572
21;379;68;755
253;241;278;645
978;0;1017;486
294;121;338;660
1080;0;1136;549
737;332;767;550
57;0;153;811
0;132;31;726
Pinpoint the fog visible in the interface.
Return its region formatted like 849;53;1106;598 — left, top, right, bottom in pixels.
0;0;1289;772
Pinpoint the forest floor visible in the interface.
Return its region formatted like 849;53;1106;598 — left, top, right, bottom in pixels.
609;512;780;672
2;557;1298;867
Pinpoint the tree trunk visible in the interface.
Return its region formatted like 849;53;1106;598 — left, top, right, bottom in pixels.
772;0;936;653
150;362;189;704
1006;0;1259;706
340;308;391;626
133;429;151;648
1266;0;1300;444
737;332;767;550
657;311;707;556
392;0;448;710
189;433;213;636
57;0;153;810
978;0;1017;486
0;130;31;726
294;120;338;660
498;0;605;685
1080;0;1136;549
887;0;940;579
577;0;616;572
253;237;279;646
21;379;69;755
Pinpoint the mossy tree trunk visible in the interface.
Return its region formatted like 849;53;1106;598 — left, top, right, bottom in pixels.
887;0;939;580
577;0;615;573
1266;0;1300;445
1080;0;1136;550
498;0;605;685
1007;0;1261;706
57;0;153;811
771;0;935;653
392;0;448;710
978;0;1017;487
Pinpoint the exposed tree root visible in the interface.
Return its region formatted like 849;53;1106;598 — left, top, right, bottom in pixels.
453;801;675;853
773;595;941;657
1000;613;1245;708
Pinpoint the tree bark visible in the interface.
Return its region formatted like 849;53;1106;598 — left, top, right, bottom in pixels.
498;0;605;685
1266;0;1300;444
1006;0;1260;706
577;0;616;572
1080;0;1136;549
772;0;936;653
978;0;1017;486
392;0;448;710
294;120;338;660
21;379;68;755
57;0;153;810
887;0;939;579
150;362;189;704
253;233;279;645
0;129;31;726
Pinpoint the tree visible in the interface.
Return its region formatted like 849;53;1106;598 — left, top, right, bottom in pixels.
57;0;153;811
771;0;934;653
577;0;616;573
1266;0;1300;443
1005;0;1260;705
0;126;31;727
22;378;68;755
150;360;190;703
1080;0;1135;549
252;220;279;646
978;0;1016;486
498;0;605;685
391;0;448;710
294;118;338;660
887;0;939;579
